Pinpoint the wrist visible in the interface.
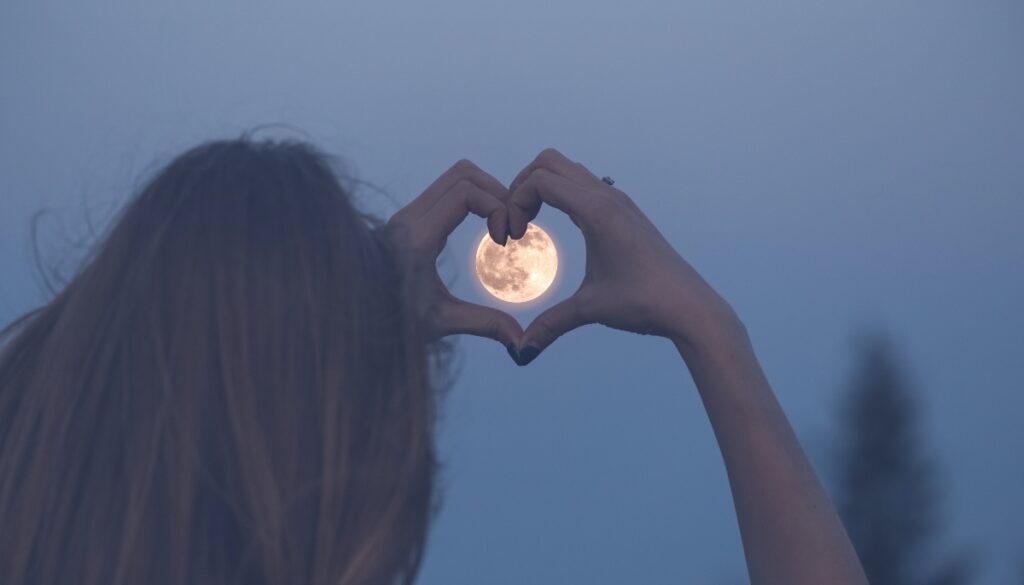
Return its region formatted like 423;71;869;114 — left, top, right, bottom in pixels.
665;295;750;364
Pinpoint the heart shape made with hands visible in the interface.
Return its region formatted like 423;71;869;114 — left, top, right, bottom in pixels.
385;148;651;367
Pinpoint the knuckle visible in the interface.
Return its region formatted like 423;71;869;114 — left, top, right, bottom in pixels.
452;158;478;174
537;148;560;165
450;177;471;194
524;167;550;186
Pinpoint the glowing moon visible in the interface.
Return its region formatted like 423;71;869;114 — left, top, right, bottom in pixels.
475;223;558;303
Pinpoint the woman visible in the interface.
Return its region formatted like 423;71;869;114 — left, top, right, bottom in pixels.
0;138;867;584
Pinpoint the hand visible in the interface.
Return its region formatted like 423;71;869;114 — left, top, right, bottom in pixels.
506;148;741;364
383;160;523;346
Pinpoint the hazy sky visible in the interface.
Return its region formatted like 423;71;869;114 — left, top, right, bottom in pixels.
2;1;1022;582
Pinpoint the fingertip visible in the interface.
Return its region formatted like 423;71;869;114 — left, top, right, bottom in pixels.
494;313;525;346
504;340;542;367
486;210;509;246
495;218;511;246
515;345;541;366
507;210;529;239
517;333;545;354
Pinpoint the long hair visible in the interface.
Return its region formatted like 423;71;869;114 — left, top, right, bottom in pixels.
0;138;439;585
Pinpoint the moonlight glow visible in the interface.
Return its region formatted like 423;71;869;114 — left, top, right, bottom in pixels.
475;223;558;303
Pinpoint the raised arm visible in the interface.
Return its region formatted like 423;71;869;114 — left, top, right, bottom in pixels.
506;149;868;585
669;321;868;584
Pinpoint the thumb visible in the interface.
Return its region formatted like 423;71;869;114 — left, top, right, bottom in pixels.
441;299;523;347
514;296;590;366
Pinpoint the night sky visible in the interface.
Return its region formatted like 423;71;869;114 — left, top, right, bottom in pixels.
2;1;1022;582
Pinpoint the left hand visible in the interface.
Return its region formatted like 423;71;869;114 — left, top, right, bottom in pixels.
382;159;524;346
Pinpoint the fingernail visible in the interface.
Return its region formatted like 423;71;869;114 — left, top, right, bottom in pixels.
506;343;519;363
515;345;541;366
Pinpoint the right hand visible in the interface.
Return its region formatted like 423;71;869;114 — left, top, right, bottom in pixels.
505;148;742;365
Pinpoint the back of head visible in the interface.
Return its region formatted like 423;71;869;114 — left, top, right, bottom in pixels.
0;138;437;585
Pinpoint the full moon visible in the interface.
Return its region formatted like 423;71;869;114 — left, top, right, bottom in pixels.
475;223;558;303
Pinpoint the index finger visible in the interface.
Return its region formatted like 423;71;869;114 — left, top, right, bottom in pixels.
507;168;591;239
509;148;604;194
422;179;508;249
403;159;510;220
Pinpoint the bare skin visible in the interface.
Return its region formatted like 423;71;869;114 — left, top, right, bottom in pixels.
389;149;869;585
383;159;523;344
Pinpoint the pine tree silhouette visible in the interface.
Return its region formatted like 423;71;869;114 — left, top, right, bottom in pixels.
834;333;972;585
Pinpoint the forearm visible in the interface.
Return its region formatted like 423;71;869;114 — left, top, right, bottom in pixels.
672;313;867;585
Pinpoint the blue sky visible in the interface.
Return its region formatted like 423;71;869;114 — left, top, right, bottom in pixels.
2;1;1022;582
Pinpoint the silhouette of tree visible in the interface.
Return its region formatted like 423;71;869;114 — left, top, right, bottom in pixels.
833;333;972;585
